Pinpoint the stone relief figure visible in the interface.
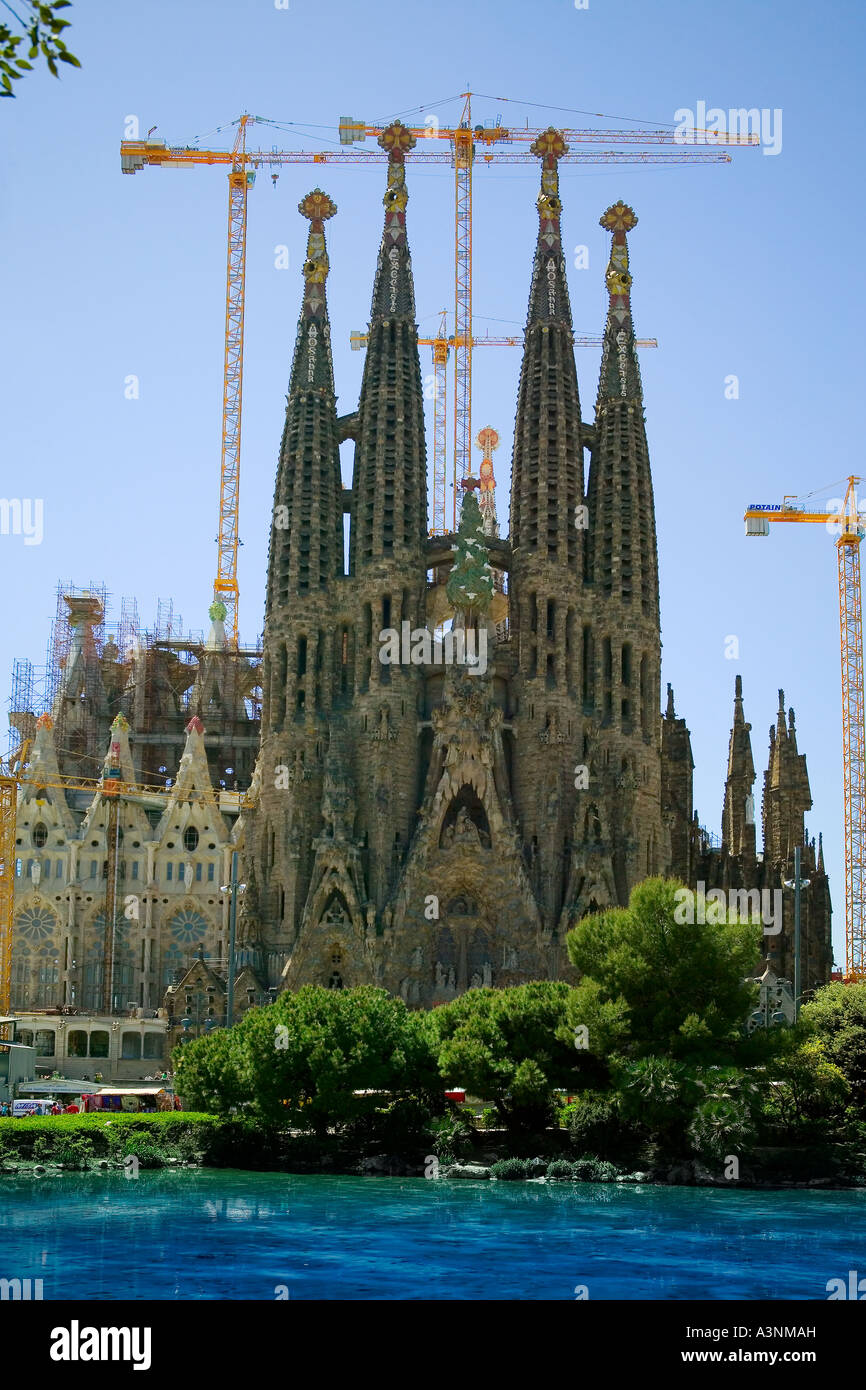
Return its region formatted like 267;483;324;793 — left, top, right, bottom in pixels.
435;961;446;989
470;970;482;989
482;960;492;987
442;803;491;850
371;702;397;743
539;708;568;745
409;978;420;1005
447;966;456;989
411;945;423;968
502;945;518;971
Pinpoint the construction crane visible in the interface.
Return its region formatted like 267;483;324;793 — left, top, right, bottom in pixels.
745;476;866;981
120;103;752;606
351;323;658;534
339;95;756;525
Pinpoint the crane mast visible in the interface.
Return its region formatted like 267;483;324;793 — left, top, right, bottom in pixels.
745;476;866;980
214;115;251;647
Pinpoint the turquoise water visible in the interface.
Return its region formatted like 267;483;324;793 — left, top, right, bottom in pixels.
0;1170;863;1300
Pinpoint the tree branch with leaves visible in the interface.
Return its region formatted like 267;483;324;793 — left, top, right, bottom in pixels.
0;0;79;98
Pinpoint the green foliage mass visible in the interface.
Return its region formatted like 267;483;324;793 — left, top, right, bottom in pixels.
566;877;761;1061
433;981;581;1132
1;2;80;98
175;985;442;1136
801;982;866;1109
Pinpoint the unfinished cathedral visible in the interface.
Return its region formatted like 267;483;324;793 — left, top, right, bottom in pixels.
237;122;833;1005
5;124;831;1021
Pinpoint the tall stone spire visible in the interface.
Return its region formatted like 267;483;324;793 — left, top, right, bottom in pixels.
509;128;583;564
585;202;658;620
350;120;427;571
721;674;756;861
508;131;588;932
266;189;343;617
762;689;813;863
661;683;695;882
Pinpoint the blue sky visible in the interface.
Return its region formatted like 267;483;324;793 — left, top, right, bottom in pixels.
2;0;864;965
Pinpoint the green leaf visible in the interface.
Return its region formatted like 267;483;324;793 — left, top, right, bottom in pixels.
47;55;57;76
15;59;33;70
58;49;79;66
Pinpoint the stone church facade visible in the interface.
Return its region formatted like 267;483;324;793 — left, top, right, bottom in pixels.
7;125;832;1019
237;122;833;1006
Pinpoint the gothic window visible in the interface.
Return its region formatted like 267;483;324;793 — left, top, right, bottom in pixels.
113;950;136;1013
169;909;209;946
82;946;103;1013
34;946;60;1007
183;827;199;852
33;823;48;848
621;643;632;687
12;946;31;1004
16;904;57;945
327;972;343;990
161;944;185;990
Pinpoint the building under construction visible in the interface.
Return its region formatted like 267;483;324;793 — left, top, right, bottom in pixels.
3;123;834;1040
3;589;268;1052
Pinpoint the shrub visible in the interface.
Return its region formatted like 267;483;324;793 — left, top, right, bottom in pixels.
566;1093;621;1153
546;1158;577;1180
427;1111;475;1164
571;1156;619;1182
490;1157;533;1181
688;1097;756;1163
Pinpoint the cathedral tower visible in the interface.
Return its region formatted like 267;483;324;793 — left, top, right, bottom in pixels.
569;201;663;911
346;120;429;911
253;189;344;970
508;130;587;932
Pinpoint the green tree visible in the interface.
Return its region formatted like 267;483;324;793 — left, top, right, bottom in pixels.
1;2;80;98
235;986;441;1134
764;1034;850;1135
433;981;579;1131
801;981;866;1114
173;1027;244;1116
565;877;761;1061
